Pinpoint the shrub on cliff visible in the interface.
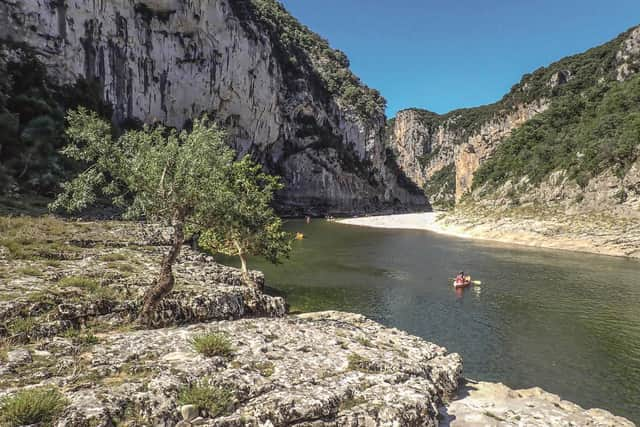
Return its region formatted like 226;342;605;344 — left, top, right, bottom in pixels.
474;74;640;189
229;0;385;120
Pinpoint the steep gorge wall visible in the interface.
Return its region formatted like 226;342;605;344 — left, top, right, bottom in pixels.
1;0;425;214
389;25;640;209
390;101;547;204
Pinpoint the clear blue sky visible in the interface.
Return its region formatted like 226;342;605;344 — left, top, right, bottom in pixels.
280;0;640;117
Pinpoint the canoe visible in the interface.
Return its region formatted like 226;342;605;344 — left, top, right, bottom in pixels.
452;276;472;289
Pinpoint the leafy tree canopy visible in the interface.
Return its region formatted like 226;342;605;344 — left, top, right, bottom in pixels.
198;157;292;280
51;108;290;322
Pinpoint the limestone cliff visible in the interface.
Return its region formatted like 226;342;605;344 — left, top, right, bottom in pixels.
389;101;547;206
0;0;425;214
389;25;640;210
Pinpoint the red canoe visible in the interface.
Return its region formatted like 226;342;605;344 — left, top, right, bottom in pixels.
452;276;472;289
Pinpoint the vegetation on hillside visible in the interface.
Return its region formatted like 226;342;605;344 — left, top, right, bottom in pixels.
229;0;385;120
402;26;635;135
474;73;640;189
396;26;639;199
52;109;291;323
424;164;455;209
0;45;111;195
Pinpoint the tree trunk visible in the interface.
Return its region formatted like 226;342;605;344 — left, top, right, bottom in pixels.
139;210;185;325
234;240;257;288
239;252;248;276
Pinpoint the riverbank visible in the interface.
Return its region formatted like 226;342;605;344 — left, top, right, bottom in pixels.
338;208;640;259
0;215;635;425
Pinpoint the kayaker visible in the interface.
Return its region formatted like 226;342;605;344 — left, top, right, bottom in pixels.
455;271;465;284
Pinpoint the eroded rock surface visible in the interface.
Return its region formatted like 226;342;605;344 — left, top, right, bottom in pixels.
440;381;635;427
0;311;463;426
0;220;285;339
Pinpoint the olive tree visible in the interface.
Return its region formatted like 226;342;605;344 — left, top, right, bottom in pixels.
198;157;292;286
51;108;234;324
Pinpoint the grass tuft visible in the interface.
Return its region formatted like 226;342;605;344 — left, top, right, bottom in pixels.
8;317;38;336
16;267;44;277
347;353;376;373
57;275;116;300
100;253;128;262
178;384;234;418
0;387;68;426
190;333;234;358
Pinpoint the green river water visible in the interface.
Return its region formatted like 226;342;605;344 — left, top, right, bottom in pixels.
218;219;640;422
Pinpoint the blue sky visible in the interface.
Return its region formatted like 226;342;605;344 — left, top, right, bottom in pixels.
280;0;640;117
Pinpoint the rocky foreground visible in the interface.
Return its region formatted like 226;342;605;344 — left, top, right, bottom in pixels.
0;214;635;426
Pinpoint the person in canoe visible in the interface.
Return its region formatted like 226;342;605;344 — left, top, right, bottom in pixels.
455;271;466;284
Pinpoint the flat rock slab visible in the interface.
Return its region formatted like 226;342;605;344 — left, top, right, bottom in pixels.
440;380;635;426
1;311;462;426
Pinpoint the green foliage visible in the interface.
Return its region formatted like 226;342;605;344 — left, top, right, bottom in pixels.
347;353;374;372
190;332;234;358
57;275;116;299
0;44;111;194
198;157;292;274
0;215;83;260
418;146;441;168
400;25;639;140
8;317;37;336
474;75;640;189
0;387;68;426
424;164;456;208
229;0;385;120
252;360;275;377
51;108;234;224
177;383;234;418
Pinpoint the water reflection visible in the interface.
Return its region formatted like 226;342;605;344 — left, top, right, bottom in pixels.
216;219;640;423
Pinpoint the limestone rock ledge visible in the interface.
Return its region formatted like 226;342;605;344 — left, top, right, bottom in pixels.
0;311;463;426
440;380;635;427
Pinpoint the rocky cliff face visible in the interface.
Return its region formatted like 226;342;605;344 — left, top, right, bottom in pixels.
390;101;548;205
1;0;425;215
389;25;640;209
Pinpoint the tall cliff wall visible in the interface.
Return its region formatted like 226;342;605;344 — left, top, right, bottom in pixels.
0;0;425;214
389;25;640;209
390;101;548;205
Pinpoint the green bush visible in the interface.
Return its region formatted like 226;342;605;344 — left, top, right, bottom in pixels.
473;75;640;189
0;387;68;426
190;332;234;358
424;164;456;207
8;317;37;336
0;43;112;195
177;384;234;417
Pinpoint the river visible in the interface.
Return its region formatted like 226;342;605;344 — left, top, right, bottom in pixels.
217;219;640;422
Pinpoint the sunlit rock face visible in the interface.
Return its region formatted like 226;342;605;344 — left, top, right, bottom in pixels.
388;26;640;208
1;0;426;215
388;101;548;204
